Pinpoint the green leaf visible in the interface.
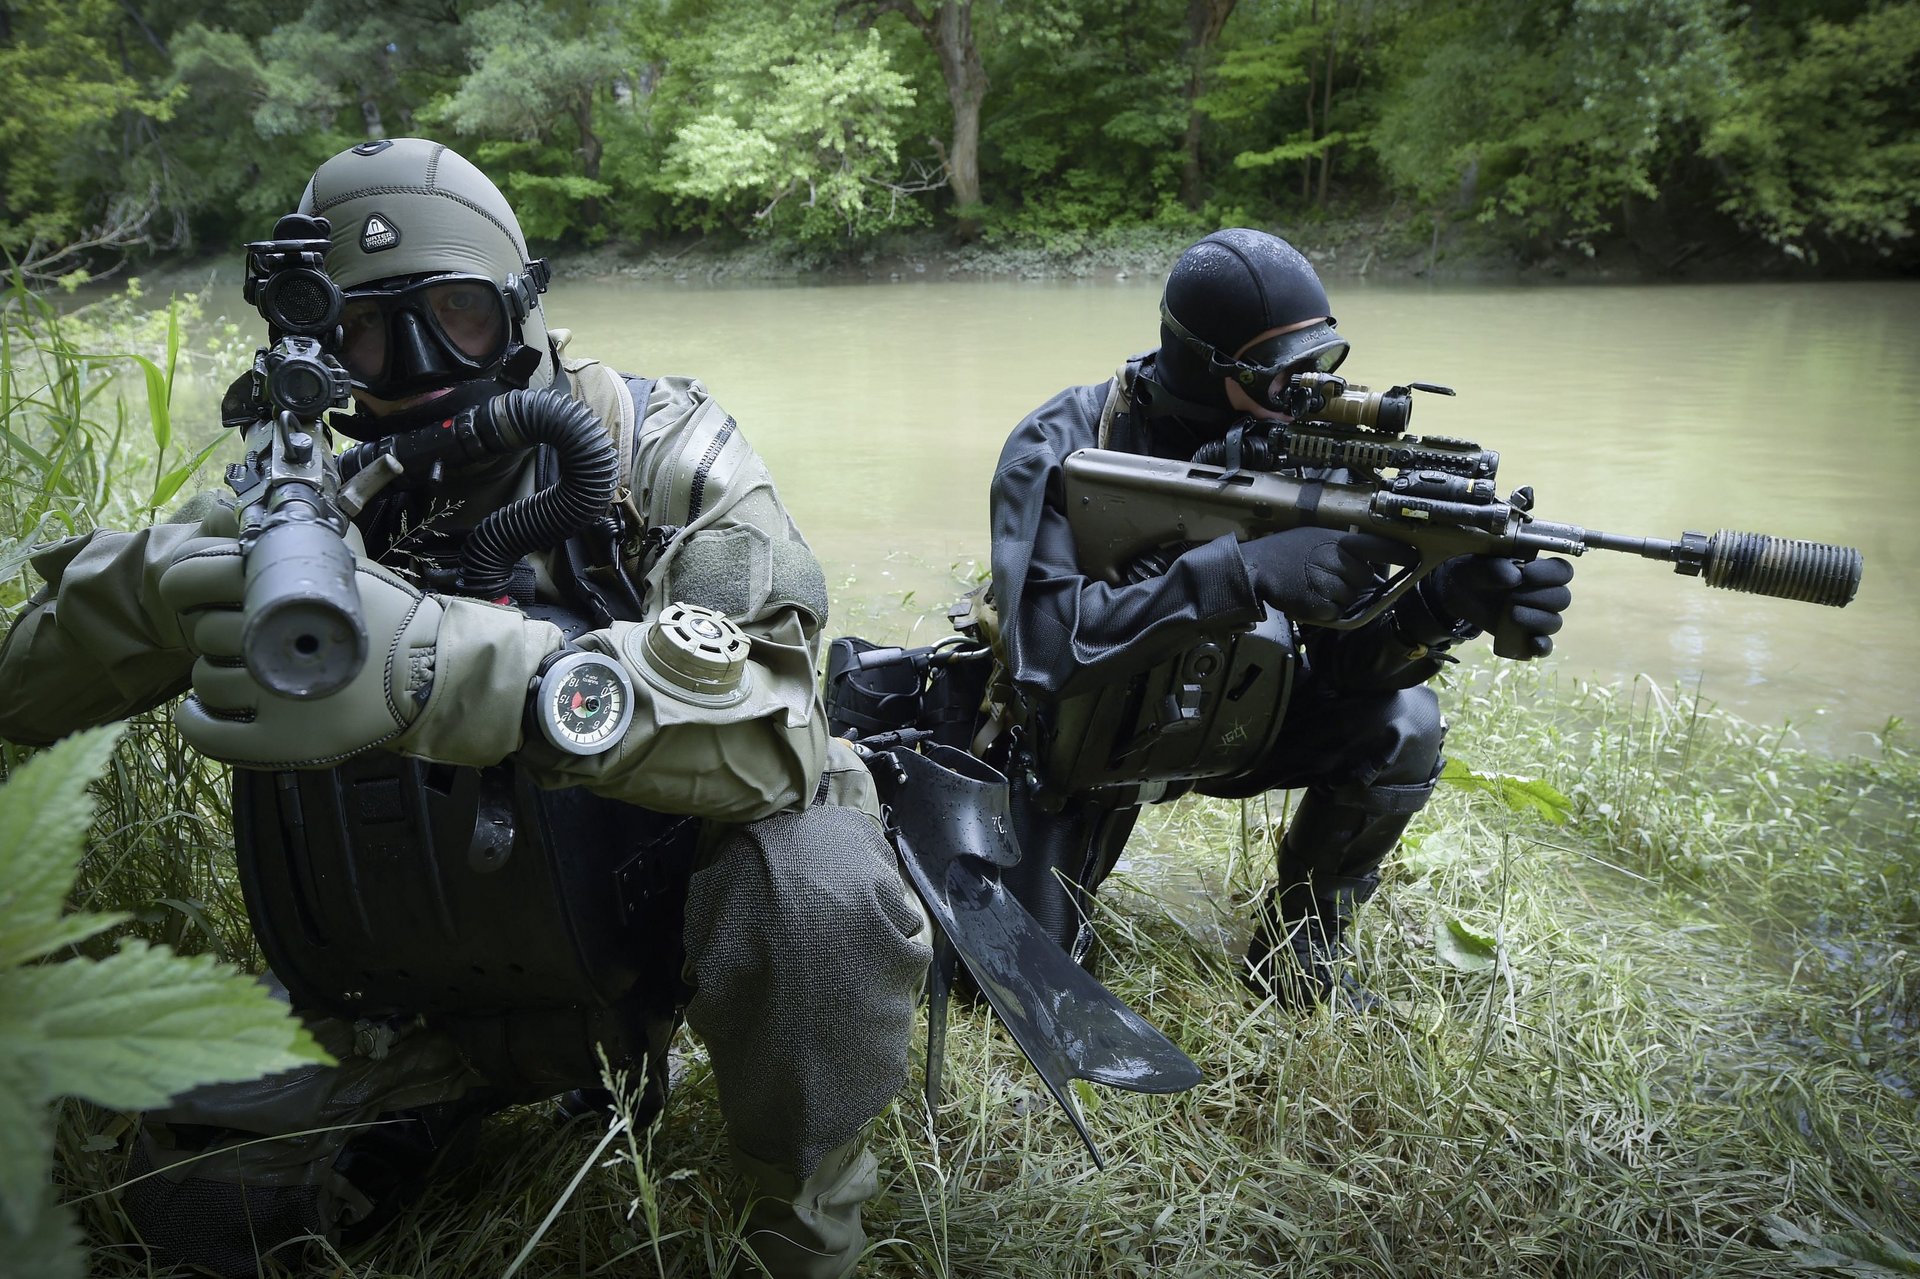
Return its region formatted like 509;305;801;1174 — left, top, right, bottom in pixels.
164;301;181;413
143;439;222;514
0;911;130;972
1439;758;1573;825
1764;1216;1920;1276
0;941;331;1114
1234;130;1355;169
126;354;170;454
1435;916;1498;972
0;725;126;966
0;1166;83;1279
0;1049;54;1236
1071;1078;1099;1113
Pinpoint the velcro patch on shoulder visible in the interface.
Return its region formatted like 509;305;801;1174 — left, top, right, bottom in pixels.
769;532;829;627
664;524;829;627
666;525;773;620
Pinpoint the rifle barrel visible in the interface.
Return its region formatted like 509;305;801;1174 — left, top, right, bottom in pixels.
1578;526;1861;607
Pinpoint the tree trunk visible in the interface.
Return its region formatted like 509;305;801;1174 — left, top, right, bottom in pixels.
116;0;168;57
360;90;385;139
574;95;604;225
1302;0;1318;201
1179;0;1237;211
929;1;987;240
1314;27;1335;206
869;0;989;239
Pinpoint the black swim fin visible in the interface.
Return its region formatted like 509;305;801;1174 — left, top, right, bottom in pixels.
870;743;1202;1167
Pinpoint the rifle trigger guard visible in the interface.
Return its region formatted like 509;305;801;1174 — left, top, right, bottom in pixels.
1330;558;1430;630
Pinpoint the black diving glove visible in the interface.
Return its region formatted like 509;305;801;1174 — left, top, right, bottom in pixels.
1240;528;1408;624
1417;554;1575;659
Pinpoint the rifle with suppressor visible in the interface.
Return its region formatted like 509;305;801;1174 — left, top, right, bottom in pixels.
220;214;366;698
1063;371;1863;658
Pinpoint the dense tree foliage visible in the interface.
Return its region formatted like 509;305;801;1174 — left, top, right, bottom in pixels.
1;0;1913;271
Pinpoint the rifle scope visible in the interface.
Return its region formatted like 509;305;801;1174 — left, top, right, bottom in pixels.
1280;372;1457;434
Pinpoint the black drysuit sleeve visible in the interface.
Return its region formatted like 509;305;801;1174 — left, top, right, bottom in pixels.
989;380;1452;702
989;383;1264;701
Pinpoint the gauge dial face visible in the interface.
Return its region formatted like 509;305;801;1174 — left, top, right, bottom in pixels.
536;653;634;756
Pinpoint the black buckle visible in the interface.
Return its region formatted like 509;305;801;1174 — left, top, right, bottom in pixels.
506;259;551;321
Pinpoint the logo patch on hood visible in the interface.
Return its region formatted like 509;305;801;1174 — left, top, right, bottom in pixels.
360;214;401;253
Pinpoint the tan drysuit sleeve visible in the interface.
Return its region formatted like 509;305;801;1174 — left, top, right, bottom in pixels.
0;499;236;746
490;375;831;822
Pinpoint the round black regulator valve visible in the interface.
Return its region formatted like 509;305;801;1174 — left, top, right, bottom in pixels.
530;650;636;756
635;603;752;705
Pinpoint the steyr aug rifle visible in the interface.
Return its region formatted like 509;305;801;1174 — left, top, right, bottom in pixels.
1064;371;1863;655
221;214;368;698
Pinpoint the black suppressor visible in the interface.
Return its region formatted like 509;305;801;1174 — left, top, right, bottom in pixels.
1682;530;1862;607
242;499;368;698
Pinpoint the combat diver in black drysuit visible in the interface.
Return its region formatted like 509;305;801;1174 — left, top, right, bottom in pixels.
987;229;1576;1004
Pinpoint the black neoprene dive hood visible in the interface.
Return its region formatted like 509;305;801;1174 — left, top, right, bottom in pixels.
1152;228;1346;417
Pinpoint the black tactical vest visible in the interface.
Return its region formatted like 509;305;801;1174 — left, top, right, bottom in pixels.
1030;362;1298;803
231;375;698;1093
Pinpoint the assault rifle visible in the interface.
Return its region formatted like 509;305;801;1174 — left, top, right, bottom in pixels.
1063;371;1863;658
220;214;367;698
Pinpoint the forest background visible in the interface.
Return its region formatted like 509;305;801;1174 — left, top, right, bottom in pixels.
4;0;1918;283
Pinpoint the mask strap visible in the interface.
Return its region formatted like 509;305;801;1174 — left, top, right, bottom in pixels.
504;258;551;322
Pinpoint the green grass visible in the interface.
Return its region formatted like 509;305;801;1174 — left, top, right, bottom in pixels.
8;281;1918;1278
48;660;1914;1279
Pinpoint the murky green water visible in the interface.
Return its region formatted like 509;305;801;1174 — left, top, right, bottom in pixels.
538;274;1918;750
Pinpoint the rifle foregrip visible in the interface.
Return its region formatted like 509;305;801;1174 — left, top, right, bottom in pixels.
1700;530;1862;608
242;518;369;698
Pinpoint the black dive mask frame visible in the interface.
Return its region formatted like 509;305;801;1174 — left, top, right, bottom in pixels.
339;258;551;400
1158;299;1351;412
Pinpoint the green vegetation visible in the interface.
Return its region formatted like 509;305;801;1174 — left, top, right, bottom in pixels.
37;654;1916;1278
0;726;330;1279
0;277;319;1278
3;283;1914;1275
2;0;1916;275
0;274;238;581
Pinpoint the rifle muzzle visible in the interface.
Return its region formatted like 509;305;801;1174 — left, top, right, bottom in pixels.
242;517;369;698
1692;530;1863;608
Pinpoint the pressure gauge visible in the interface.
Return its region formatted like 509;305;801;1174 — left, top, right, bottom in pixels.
529;651;635;756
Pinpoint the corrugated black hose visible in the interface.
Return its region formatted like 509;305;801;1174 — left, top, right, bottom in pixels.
337;388;619;601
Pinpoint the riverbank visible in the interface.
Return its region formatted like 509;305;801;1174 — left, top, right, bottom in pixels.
40;266;1916;746
435;213;1861;287
122;203;1876;298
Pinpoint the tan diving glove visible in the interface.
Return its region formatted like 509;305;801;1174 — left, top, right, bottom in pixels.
157;540;561;769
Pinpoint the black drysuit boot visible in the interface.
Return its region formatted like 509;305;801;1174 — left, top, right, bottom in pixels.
1241;786;1421;1009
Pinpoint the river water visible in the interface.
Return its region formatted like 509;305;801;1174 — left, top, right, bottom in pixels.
536;274;1918;751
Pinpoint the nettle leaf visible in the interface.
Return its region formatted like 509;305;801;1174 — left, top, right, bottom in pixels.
2;941;329;1113
1435;916;1499;972
0;1169;83;1279
1765;1215;1920;1276
0;1050;55;1235
0;910;131;974
0;724;126;966
1439;758;1573;826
